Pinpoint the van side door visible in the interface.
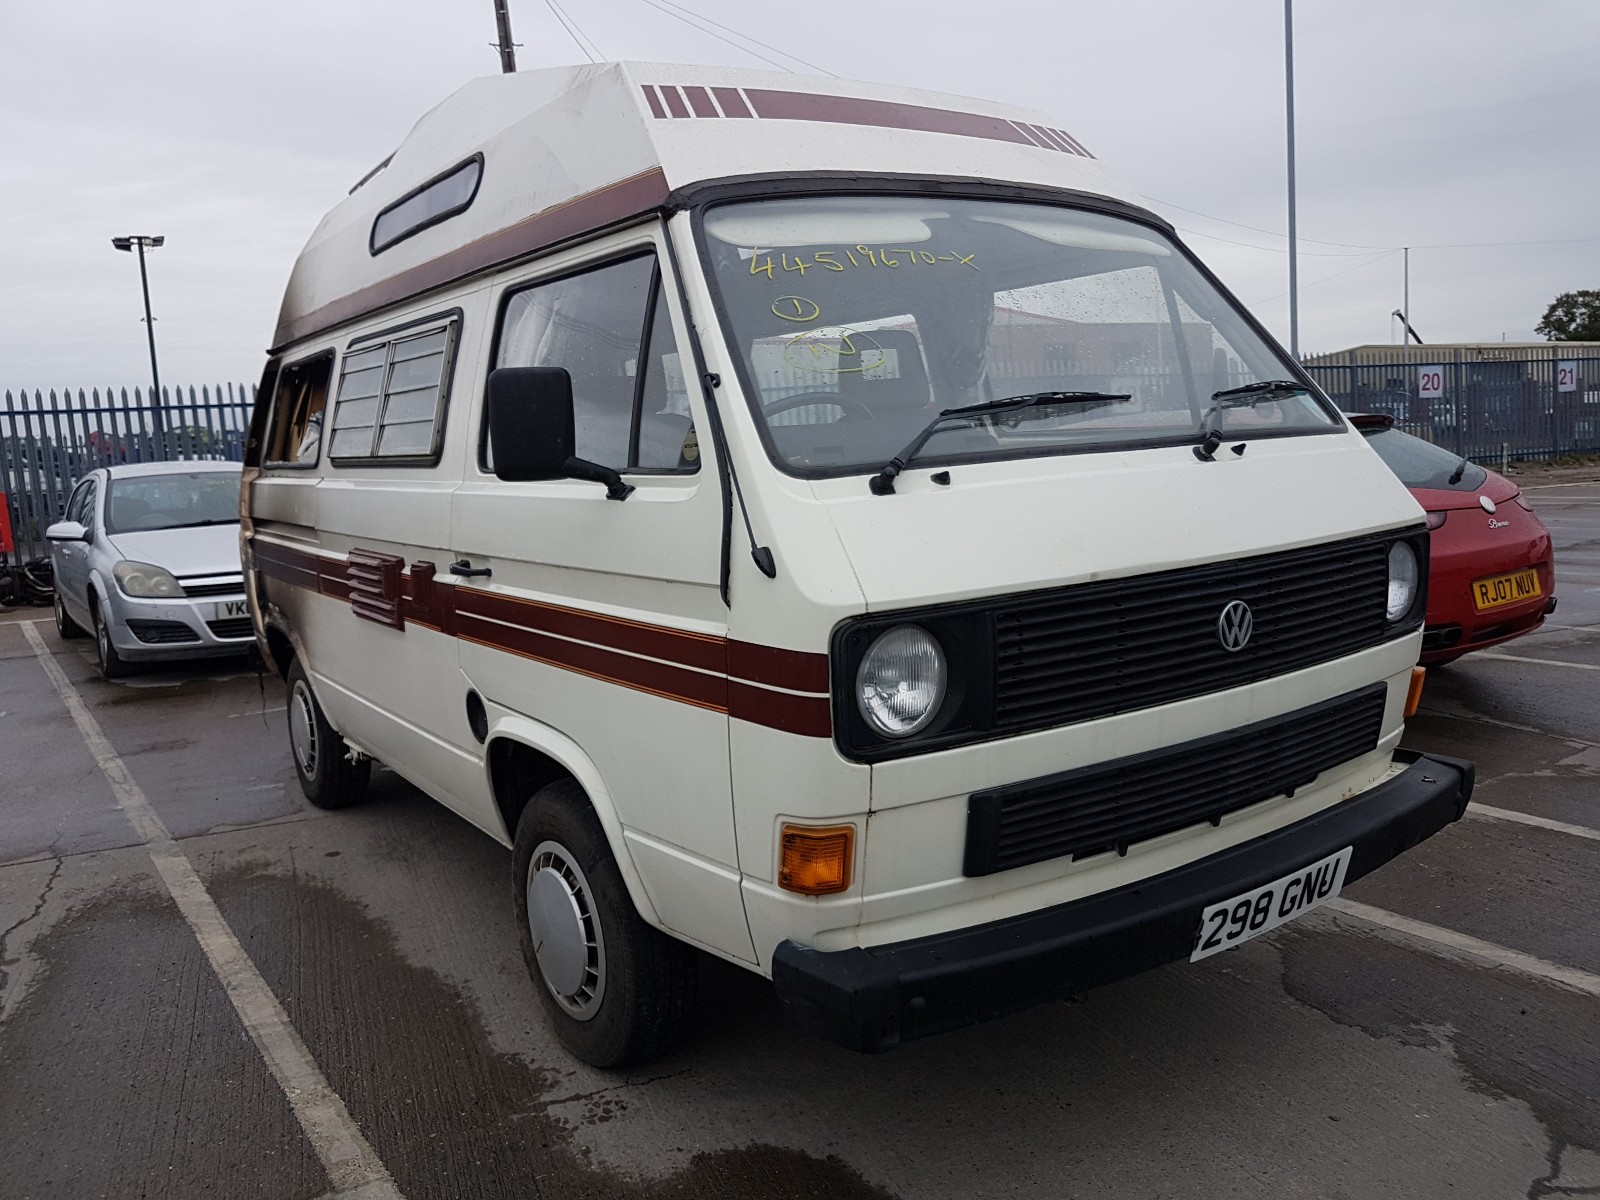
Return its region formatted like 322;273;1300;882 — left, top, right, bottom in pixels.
452;226;754;963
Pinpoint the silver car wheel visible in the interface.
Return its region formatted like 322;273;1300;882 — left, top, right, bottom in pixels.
526;840;606;1020
288;678;319;777
95;608;110;665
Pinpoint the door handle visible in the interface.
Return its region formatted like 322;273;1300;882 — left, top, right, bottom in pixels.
448;560;492;578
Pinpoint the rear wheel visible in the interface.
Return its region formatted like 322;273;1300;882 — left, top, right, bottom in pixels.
286;659;370;809
91;598;132;679
512;779;697;1068
54;591;85;640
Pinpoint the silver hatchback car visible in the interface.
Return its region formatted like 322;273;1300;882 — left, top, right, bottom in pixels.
46;461;253;677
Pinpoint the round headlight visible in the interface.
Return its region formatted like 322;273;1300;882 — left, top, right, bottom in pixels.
1386;541;1419;621
856;625;947;738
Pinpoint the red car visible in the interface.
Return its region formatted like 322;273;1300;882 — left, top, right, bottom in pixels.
1351;413;1556;664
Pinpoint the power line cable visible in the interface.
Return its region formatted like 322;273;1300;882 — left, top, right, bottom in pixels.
1174;225;1393;258
637;0;799;73
646;0;836;75
543;0;599;62
1246;248;1400;307
1151;196;1391;250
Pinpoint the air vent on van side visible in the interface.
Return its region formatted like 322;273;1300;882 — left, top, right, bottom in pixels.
347;549;405;630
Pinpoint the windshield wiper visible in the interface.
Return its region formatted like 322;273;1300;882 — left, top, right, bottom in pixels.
1447;454;1470;485
868;392;1131;495
1195;380;1310;461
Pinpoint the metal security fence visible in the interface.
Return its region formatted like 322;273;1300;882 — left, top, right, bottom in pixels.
1;384;255;571
1301;353;1600;465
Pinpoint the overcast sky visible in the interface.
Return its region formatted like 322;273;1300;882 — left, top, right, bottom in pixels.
2;0;1596;390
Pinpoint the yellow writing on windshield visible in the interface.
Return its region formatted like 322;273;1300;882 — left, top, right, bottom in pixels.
748;246;978;279
782;329;890;375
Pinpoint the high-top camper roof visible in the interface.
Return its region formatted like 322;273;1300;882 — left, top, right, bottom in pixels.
272;61;1147;351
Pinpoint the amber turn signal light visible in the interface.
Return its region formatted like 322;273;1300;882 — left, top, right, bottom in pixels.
1405;666;1426;718
779;824;854;896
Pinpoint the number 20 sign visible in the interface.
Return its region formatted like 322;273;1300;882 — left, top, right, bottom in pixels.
1417;366;1445;399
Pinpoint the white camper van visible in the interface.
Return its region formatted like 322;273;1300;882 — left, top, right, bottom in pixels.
243;62;1473;1067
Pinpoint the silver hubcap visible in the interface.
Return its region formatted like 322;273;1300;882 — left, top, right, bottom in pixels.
289;680;319;776
526;841;606;1020
97;612;109;662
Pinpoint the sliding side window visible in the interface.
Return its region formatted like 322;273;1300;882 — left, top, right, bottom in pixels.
264;353;333;466
328;318;459;464
493;255;698;473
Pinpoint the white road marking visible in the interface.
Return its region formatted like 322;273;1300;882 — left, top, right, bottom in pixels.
1324;898;1600;1000
20;621;403;1200
1466;802;1600;843
1521;479;1600;489
1535;622;1600;635
1474;651;1600;671
230;705;288;718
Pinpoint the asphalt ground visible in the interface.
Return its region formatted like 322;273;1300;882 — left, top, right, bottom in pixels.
2;478;1597;1200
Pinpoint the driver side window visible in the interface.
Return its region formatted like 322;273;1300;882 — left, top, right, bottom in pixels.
494;254;698;473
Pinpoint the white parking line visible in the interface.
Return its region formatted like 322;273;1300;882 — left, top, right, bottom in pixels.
1474;651;1600;671
229;705;288;719
1466;802;1600;843
1324;899;1600;1000
19;621;404;1200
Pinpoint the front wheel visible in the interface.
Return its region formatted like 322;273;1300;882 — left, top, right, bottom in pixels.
91;599;132;679
286;659;370;809
55;591;85;640
513;779;698;1068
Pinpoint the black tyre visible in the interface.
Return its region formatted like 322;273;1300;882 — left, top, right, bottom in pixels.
512;779;698;1068
54;590;85;640
91;597;133;679
286;658;371;809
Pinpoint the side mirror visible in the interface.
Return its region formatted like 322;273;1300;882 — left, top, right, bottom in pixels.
45;520;88;542
486;367;633;500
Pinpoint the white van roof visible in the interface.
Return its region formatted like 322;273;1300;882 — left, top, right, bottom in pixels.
272;61;1146;352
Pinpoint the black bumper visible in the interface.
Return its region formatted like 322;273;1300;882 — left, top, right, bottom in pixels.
772;750;1474;1053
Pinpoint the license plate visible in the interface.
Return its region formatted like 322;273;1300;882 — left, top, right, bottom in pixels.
1191;846;1352;962
1472;567;1541;611
210;599;251;618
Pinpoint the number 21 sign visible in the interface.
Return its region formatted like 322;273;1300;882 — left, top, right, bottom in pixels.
1557;361;1578;393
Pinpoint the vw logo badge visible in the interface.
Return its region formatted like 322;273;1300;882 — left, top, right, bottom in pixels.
1217;599;1254;652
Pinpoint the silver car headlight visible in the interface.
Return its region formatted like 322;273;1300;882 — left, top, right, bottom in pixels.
1386;541;1419;621
855;624;947;738
114;560;184;598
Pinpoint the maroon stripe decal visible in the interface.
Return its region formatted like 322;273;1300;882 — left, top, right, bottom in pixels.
728;681;832;738
249;538;831;735
272;168;671;350
1056;129;1093;157
457;587;727;674
1027;123;1071;153
727;640;829;694
744;89;1036;149
459;612;729;713
683;85;719;118
661;86;690;119
711;87;753;117
642;84;667;119
1009;121;1053;150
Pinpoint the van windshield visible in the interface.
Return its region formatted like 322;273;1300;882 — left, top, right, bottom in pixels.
700;196;1339;475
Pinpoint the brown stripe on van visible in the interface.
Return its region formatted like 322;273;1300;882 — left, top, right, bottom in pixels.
458;612;730;713
1026;124;1071;153
1008;121;1054;150
727;640;829;694
728;681;832;737
712;87;754;117
743;89;1037;149
683;86;719;118
455;587;727;674
661;86;691;119
271;167;671;350
642;84;667;119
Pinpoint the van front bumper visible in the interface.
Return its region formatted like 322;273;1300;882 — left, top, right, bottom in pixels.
771;750;1473;1053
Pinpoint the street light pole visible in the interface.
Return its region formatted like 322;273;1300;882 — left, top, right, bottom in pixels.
111;234;166;447
1284;0;1300;360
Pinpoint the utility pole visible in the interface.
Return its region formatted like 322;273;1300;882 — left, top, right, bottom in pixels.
1284;0;1300;360
493;0;518;73
111;235;167;447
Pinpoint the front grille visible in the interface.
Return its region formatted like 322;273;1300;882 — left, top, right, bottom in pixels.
181;578;244;598
964;684;1388;876
207;617;255;639
992;533;1394;732
126;618;201;645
